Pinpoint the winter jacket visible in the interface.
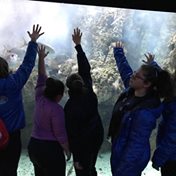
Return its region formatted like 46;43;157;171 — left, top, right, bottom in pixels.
31;74;68;145
0;41;37;133
110;47;162;176
147;60;176;167
64;44;104;162
151;63;176;168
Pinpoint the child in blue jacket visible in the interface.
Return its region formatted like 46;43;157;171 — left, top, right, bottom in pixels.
108;42;172;176
143;53;176;176
152;97;176;176
0;24;44;176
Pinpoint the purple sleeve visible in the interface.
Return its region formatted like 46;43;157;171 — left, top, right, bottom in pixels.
35;74;47;100
51;106;68;145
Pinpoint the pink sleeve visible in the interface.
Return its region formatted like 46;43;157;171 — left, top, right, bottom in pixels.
35;74;47;100
51;106;68;145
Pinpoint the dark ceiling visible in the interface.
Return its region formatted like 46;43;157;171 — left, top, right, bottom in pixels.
30;0;175;13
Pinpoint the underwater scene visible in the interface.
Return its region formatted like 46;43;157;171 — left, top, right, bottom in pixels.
1;0;176;175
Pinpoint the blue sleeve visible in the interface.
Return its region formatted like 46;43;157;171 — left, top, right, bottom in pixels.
149;60;162;71
152;101;176;167
11;41;38;90
113;47;133;89
75;44;92;90
115;110;156;175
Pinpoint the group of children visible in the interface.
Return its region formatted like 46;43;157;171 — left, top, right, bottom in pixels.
0;24;176;176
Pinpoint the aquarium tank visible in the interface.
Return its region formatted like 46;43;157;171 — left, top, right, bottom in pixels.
1;0;176;175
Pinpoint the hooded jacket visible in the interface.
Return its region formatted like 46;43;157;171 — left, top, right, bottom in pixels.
0;41;37;133
152;98;176;167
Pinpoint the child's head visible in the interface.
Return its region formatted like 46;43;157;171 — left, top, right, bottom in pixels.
44;78;64;102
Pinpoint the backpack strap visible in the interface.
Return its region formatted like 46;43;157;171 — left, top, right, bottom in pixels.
0;118;9;150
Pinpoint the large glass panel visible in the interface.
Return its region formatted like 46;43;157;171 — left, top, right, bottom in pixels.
1;0;176;175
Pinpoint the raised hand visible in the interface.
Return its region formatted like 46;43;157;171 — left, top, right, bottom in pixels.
37;45;49;76
27;24;44;42
37;45;49;60
143;52;155;64
72;27;82;45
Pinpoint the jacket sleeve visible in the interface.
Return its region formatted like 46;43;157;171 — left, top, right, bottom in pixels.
51;106;69;145
10;41;38;90
35;74;47;100
64;102;85;162
149;60;162;71
113;47;133;89
114;110;156;175
65;112;85;162
75;44;92;90
152;101;176;167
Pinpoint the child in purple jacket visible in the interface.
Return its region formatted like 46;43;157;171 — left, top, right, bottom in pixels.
28;45;71;176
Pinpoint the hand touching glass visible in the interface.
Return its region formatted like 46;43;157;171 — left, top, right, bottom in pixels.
143;52;155;64
72;27;82;45
27;24;44;42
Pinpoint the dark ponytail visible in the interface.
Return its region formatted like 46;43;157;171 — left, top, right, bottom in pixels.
156;69;174;100
0;57;9;78
44;77;64;101
141;64;158;88
141;64;174;99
